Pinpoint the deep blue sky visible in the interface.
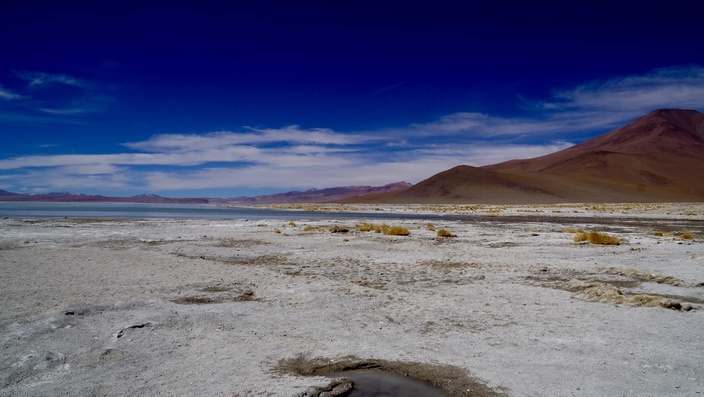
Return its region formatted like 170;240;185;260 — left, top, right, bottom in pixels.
1;1;703;197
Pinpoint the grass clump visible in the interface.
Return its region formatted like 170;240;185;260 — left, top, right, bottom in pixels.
381;224;410;236
574;231;621;245
288;221;296;227
426;224;436;231
356;223;410;236
680;233;694;240
562;227;585;233
437;229;455;238
274;228;282;234
653;231;664;236
356;222;380;232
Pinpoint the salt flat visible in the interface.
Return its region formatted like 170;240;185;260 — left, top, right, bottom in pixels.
1;204;703;396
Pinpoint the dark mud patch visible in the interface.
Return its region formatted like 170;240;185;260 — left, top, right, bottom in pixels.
421;260;483;270
198;285;233;293
171;291;257;305
277;355;507;397
486;242;522;248
170;283;258;305
214;238;270;248
218;254;290;266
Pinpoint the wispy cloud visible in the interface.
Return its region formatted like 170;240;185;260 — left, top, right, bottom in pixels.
0;71;110;124
123;126;377;153
404;66;704;139
14;71;88;88
1;66;702;195
544;66;704;112
0;85;24;100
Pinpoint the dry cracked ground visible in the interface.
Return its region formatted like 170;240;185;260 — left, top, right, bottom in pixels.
1;210;703;396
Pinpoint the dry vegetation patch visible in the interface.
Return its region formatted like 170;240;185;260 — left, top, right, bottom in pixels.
527;273;695;311
355;223;410;236
437;229;456;238
598;267;683;286
577;281;692;311
572;231;622;245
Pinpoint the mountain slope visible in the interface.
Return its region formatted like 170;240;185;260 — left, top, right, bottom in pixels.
222;182;413;204
382;109;704;203
389;165;562;204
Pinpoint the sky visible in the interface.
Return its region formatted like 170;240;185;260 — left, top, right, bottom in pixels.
1;1;703;197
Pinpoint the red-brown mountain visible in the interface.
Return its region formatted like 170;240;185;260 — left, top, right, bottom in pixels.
381;109;704;203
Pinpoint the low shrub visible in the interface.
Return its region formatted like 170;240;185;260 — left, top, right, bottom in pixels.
563;227;585;233
426;224;436;231
356;223;380;232
437;229;455;238
382;224;410;236
680;233;694;240
574;231;621;245
356;222;410;236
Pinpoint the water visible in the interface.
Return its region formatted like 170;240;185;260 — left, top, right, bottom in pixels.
0;201;433;221
325;369;451;397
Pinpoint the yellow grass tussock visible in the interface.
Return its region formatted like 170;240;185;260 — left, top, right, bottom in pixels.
356;223;410;236
573;231;621;245
437;229;455;238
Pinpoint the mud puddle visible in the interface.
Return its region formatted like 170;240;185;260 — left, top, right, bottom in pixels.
323;369;450;396
279;355;507;396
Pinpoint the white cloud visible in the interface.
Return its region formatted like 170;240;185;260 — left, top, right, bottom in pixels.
123;126;378;153
3;167;132;193
137;140;573;191
2;65;702;195
402;66;704;139
0;85;24;100
546;66;704;112
14;71;87;88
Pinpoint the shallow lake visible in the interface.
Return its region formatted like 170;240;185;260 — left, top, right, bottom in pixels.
0;201;432;221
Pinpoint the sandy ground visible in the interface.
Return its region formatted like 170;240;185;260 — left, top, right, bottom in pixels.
1;203;703;396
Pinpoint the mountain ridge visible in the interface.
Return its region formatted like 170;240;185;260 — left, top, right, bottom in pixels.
367;108;704;204
0;183;412;204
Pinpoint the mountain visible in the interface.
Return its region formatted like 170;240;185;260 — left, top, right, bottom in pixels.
221;182;413;204
0;191;209;204
0;183;412;204
377;109;704;204
0;189;20;196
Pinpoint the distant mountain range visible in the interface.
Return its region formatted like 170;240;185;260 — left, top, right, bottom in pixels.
3;109;703;205
367;108;704;204
0;183;412;204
